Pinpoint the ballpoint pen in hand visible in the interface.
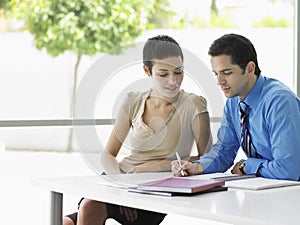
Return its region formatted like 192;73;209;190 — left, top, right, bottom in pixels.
175;152;185;176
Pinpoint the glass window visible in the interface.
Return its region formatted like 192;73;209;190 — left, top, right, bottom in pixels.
0;0;297;151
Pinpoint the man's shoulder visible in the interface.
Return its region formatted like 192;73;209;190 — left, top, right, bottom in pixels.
262;76;297;100
258;77;300;115
263;76;290;92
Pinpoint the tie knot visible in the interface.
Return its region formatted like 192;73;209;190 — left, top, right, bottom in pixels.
239;101;249;115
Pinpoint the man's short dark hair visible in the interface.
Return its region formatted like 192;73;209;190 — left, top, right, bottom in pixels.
208;33;261;76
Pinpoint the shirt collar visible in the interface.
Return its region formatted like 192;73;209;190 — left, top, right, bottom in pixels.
240;75;265;110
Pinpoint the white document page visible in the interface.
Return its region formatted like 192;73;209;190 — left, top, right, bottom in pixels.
225;177;300;190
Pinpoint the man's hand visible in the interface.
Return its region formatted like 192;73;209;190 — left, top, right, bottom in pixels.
171;160;203;176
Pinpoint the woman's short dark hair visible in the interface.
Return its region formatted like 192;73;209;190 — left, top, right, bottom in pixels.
143;35;183;74
208;33;261;76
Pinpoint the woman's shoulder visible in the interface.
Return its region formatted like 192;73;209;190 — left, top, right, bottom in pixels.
121;90;151;120
125;90;150;102
180;90;207;105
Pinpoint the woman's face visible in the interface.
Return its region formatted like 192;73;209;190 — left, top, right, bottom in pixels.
148;56;184;98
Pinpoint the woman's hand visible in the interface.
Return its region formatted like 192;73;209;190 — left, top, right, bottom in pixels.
100;151;121;174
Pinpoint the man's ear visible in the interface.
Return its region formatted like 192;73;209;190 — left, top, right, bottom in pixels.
246;61;255;75
143;65;151;76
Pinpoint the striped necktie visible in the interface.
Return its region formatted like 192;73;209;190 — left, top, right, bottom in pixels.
239;101;255;157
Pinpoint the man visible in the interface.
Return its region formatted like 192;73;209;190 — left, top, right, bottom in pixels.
172;33;300;181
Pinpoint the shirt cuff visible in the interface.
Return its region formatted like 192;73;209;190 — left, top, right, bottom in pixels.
193;158;214;173
245;158;265;175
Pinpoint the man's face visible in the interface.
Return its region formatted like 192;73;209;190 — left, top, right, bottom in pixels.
211;54;253;99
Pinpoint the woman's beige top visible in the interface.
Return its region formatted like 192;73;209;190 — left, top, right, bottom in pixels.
118;89;208;173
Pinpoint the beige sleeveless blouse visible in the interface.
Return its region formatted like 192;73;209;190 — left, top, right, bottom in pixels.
118;89;207;173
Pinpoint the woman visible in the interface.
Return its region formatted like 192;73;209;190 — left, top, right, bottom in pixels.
64;34;212;225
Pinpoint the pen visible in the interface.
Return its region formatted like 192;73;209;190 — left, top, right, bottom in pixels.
175;152;185;176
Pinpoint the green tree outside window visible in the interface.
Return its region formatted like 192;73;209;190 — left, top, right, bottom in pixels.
11;0;154;150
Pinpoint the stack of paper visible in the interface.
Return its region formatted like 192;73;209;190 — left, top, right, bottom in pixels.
224;177;300;190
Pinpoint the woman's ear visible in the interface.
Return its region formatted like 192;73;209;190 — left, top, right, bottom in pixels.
143;65;151;76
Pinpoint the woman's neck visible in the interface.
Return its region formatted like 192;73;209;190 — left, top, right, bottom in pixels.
149;89;180;106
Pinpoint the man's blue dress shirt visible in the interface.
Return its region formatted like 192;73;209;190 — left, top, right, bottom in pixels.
196;75;300;181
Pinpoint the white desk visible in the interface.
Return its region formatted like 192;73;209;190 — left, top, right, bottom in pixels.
32;173;300;225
